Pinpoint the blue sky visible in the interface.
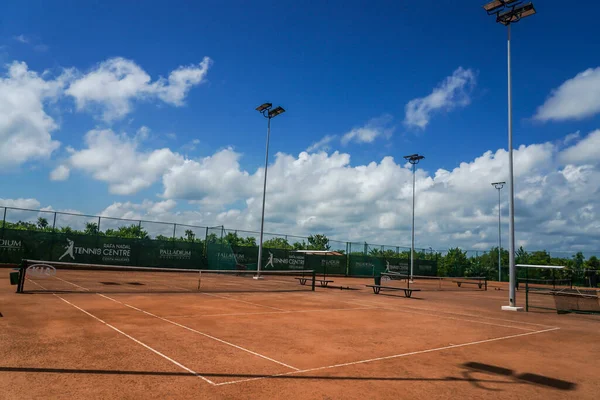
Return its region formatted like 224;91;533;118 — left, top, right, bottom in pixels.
1;1;599;252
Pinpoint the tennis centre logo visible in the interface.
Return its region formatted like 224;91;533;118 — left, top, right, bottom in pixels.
0;238;22;252
58;238;131;263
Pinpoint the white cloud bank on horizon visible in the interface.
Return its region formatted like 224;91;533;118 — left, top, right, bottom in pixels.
9;129;600;253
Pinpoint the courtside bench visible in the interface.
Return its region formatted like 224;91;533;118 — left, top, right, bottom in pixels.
295;277;334;287
452;279;487;290
366;284;420;298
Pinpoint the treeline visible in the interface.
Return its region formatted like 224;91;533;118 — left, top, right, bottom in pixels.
3;218;598;280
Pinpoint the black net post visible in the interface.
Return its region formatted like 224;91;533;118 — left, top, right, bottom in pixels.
525;268;529;312
16;259;27;293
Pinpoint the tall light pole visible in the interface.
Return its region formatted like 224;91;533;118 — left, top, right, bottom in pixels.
483;0;536;310
492;181;506;282
404;154;424;281
255;103;285;279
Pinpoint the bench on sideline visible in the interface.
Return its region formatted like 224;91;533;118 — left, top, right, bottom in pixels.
295;277;334;287
366;284;420;298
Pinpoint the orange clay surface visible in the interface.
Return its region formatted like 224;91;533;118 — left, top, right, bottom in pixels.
1;271;598;399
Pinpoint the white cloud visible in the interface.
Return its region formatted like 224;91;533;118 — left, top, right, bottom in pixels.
559;129;600;166
14;35;29;44
162;148;251;206
563;131;580;145
534;67;600;122
65;128;184;195
306;135;336;152
404;67;476;129
50;165;70;181
341;115;394;145
0;197;41;209
65;57;212;122
0;61;67;167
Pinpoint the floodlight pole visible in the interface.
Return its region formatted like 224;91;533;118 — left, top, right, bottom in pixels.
404;154;424;281
492;182;505;282
255;103;285;279
483;0;536;310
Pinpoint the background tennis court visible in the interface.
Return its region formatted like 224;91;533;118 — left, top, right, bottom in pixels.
1;270;597;399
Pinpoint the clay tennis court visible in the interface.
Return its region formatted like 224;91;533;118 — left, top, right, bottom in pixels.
1;269;598;399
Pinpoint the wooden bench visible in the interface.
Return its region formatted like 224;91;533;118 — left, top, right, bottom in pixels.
452;280;486;290
366;285;421;298
295;277;334;287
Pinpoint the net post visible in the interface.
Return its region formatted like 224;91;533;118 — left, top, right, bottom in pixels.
525;278;529;312
484;277;488;291
17;259;27;293
311;270;316;291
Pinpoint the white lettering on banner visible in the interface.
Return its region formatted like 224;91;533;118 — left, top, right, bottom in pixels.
160;249;192;260
0;239;22;251
59;239;132;263
26;264;56;278
355;262;374;268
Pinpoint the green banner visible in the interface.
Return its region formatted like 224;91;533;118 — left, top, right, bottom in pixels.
0;229;206;269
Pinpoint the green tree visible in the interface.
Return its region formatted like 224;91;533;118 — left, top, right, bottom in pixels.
439;247;470;277
155;234;171;241
37;217;49;229
586;256;600;270
262;237;291;250
85;222;99;235
184;229;195;242
106;224;149;239
307;234;330;251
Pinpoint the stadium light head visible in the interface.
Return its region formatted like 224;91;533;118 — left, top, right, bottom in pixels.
256;103;272;112
268;106;285;118
404;154;425;164
496;2;536;25
492;181;506;187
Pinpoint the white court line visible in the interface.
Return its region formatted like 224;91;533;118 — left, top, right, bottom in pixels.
343;300;537;332
215;327;560;386
201;292;285;311
162;306;378;319
346;299;556;329
26;280;215;385
98;294;300;371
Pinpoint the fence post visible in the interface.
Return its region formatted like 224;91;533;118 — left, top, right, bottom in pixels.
97;217;101;234
345;242;350;276
48;212;58;260
1;207;6;240
173;224;177;240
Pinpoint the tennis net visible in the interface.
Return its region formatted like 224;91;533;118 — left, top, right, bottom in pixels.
525;286;600;315
516;278;572;291
380;272;487;291
16;259;316;294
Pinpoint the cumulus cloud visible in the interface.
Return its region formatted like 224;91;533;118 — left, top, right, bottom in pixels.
65;57;212;122
0;197;41;209
559;129;600;165
13;35;29;43
49;165;70;181
341;114;394;145
162;148;251;207
64;128;184;195
404;67;476;129
0;61;67;167
307;135;337;152
534;67;600;122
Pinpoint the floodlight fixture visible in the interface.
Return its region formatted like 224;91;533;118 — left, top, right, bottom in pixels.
256;103;272;112
492;181;506;188
404;154;425;164
482;0;536;311
404;153;424;281
497;3;536;25
254;102;286;279
268;106;285;118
